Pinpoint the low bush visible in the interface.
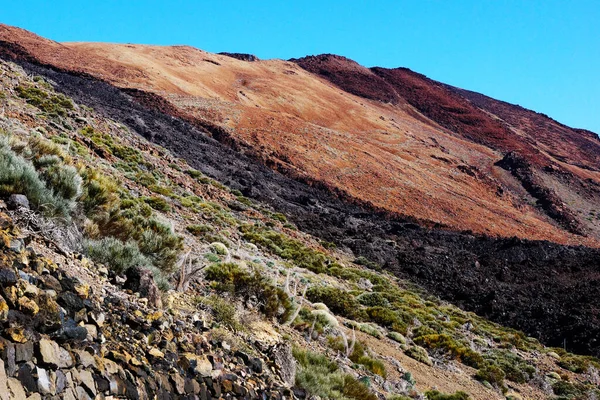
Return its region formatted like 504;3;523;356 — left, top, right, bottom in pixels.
0;136;77;217
293;347;377;400
205;263;291;320
475;364;506;393
84;237;148;274
357;292;389;307
144;196;170;212
365;306;408;334
198;295;241;331
483;349;535;383
240;224;328;273
186;224;214;236
424;390;470;400
16;84;74;117
306;286;362;320
414;334;483;368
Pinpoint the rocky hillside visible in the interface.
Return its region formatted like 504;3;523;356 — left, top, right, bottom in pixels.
2;24;600;246
0;26;599;400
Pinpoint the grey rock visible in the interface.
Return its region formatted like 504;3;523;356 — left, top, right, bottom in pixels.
38;339;74;369
7;194;30;210
0;268;18;287
15;341;34;363
37;367;56;395
272;342;296;387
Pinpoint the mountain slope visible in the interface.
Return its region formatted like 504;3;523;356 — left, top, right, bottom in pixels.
1;24;599;247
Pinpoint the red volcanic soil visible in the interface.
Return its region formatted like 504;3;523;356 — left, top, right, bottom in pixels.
1;23;599;246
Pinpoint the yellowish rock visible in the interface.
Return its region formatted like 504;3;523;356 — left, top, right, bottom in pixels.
18;297;39;315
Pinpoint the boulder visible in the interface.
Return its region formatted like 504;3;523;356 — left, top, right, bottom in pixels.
38;339;74;369
7;194;29;210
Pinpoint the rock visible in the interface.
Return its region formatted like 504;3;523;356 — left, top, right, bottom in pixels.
16;363;37;392
271;343;296;387
84;324;98;341
0;359;9;400
18;296;39;315
37;367;56;395
51;319;88;342
7;194;30;210
0;296;8;324
38;339;74;369
74;369;96;397
7;377;28;400
148;347;165;358
38;274;62;292
180;354;212;377
7;327;28;343
57;292;85;315
0;268;18;287
74;350;97;369
15;342;34;363
3;341;16;376
125;267;163;308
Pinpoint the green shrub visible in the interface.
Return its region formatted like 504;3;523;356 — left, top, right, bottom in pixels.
306;286;361;319
16;84;73;117
356;356;386;378
205;263;291;320
475;364;506;392
84;237;148;274
365;306;408;334
405;345;432;366
424;390;470;400
186;224;214;236
240;224;328;273
357;292;389;307
483;349;535;383
293;348;377;400
144;196;170;212
198;295;241;331
0;137;74;216
414;334;483;368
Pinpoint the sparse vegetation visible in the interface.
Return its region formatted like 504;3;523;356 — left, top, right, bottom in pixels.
293;347;378;400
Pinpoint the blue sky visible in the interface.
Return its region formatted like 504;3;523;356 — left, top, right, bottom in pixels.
2;1;599;134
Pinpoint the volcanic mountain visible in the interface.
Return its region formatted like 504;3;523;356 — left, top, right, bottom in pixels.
1;24;599;247
2;24;600;357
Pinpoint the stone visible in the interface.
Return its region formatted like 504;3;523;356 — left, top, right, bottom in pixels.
7;377;28;400
148;347;164;358
180;354;212;377
38;274;62;292
0;359;8;400
18;296;39;315
57;292;85;315
75;350;97;369
0;268;18;287
16;363;37;392
62;388;77;400
75;369;96;397
74;283;90;299
37;367;56;395
84;324;98;341
170;373;185;395
38;339;74;369
55;369;67;394
271;343;296;387
125;267;162;308
75;386;92;400
7;327;28;343
7;194;30;210
0;294;8;322
15;341;34;363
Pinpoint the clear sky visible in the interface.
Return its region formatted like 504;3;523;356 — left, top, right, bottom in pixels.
2;1;599;134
